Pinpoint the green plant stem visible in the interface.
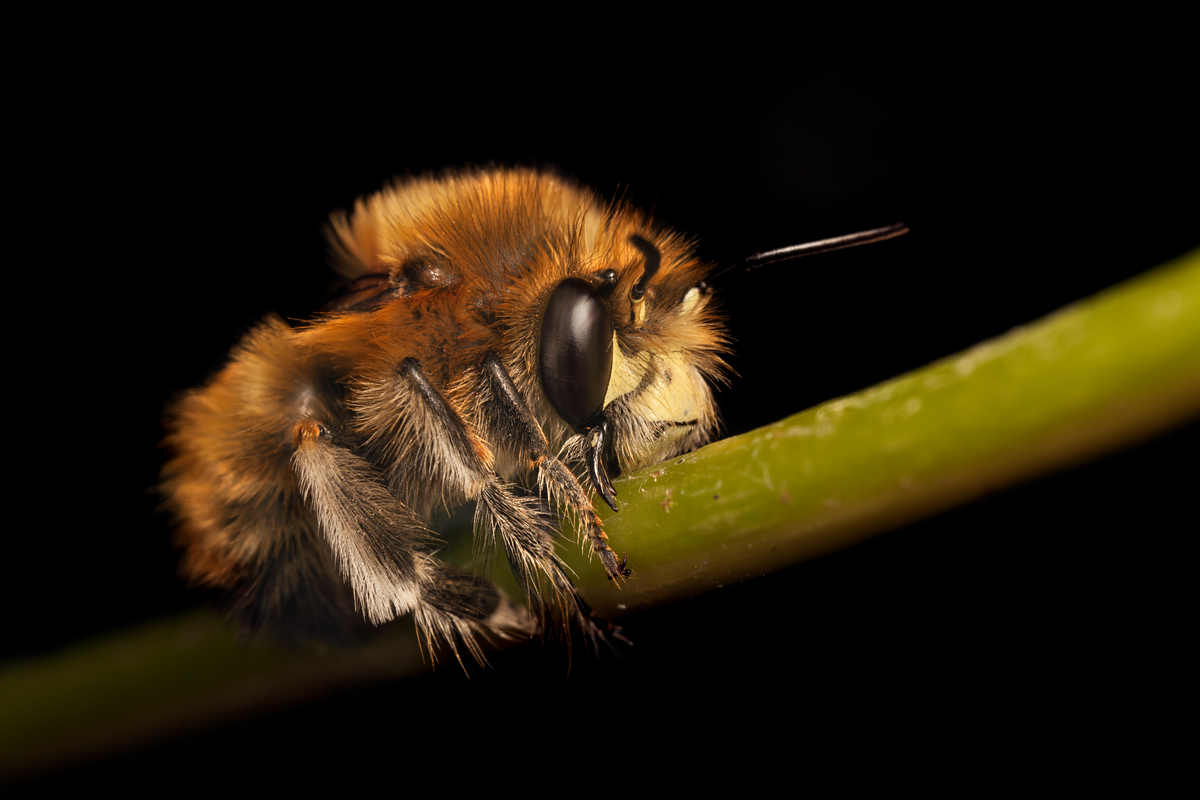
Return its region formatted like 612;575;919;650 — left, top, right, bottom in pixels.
3;247;1198;779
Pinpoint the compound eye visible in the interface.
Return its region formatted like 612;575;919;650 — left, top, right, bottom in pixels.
539;277;614;431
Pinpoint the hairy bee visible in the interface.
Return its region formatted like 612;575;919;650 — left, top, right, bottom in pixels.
162;167;905;661
162;168;727;659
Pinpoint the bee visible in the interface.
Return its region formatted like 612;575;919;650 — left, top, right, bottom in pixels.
162;167;904;662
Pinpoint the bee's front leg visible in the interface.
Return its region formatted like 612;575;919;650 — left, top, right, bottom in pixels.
478;353;631;582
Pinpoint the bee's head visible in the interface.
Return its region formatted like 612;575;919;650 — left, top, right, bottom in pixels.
536;232;728;510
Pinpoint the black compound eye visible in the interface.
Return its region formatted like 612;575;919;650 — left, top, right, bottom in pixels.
539;277;614;431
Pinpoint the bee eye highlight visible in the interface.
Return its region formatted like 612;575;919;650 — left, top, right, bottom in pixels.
538;277;614;432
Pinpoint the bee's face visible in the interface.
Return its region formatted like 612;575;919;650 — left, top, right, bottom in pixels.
533;250;723;476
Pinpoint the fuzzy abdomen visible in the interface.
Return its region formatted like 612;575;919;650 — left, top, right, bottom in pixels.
162;317;359;639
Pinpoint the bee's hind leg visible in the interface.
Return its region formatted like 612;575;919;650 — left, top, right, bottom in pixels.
290;418;528;666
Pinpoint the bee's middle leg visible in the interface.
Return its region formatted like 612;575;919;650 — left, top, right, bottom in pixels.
360;358;590;630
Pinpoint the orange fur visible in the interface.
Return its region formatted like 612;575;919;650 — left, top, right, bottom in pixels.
162;167;728;654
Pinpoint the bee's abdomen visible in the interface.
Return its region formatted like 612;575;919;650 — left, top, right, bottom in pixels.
162;317;359;640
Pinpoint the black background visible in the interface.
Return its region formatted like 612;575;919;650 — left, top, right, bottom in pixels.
12;39;1196;780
